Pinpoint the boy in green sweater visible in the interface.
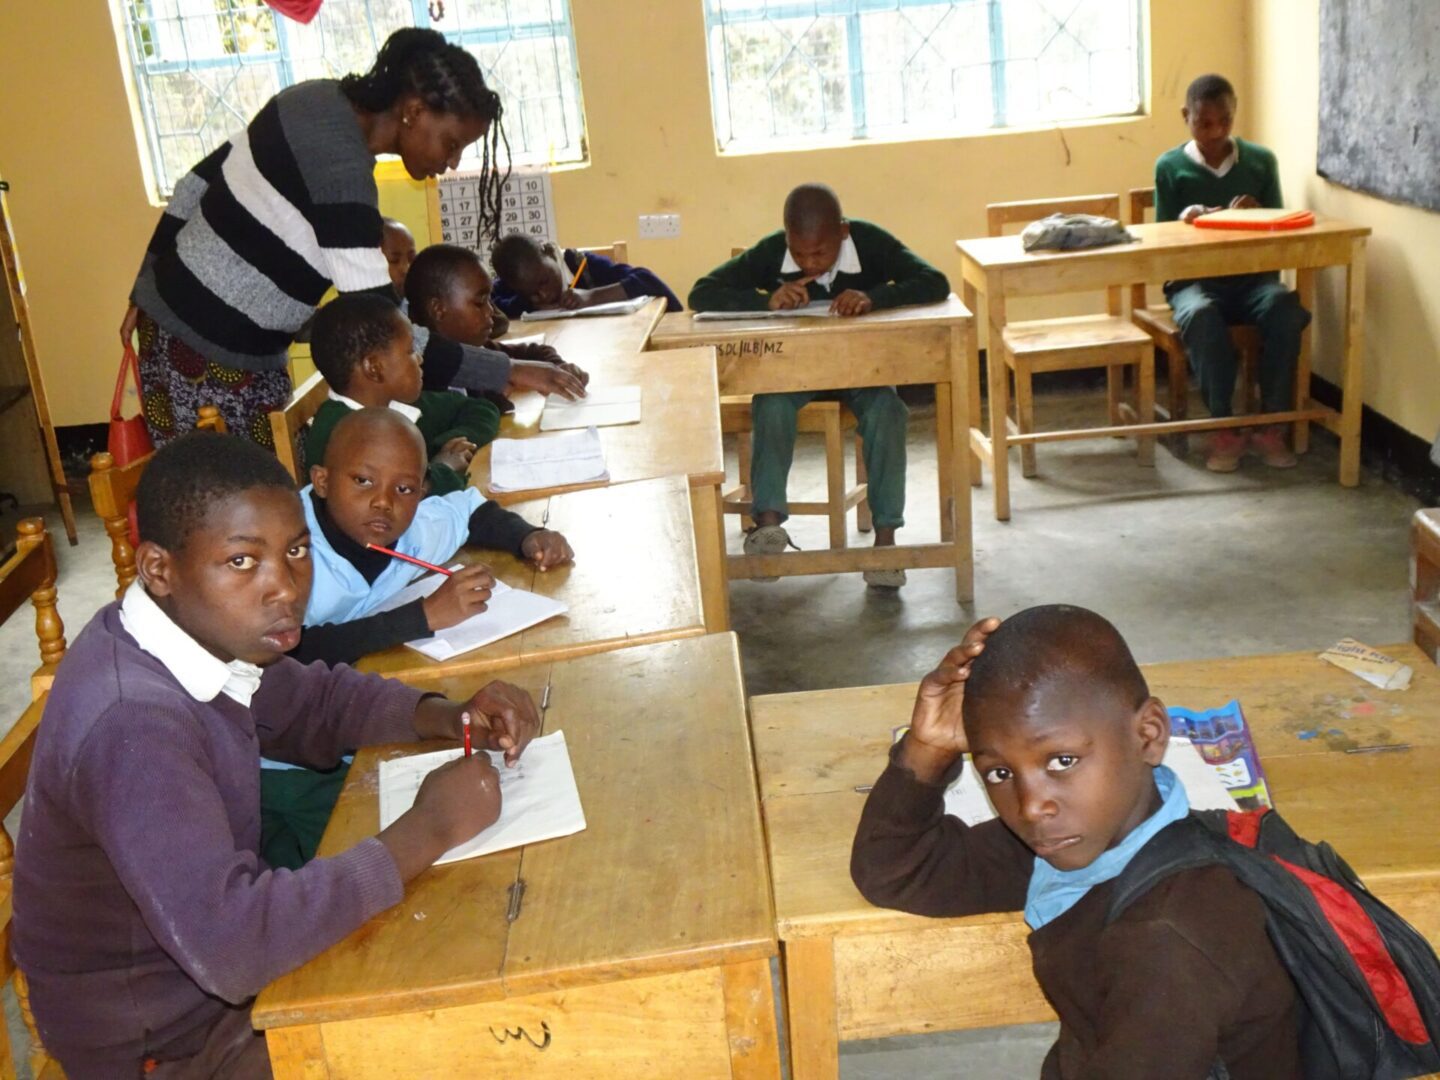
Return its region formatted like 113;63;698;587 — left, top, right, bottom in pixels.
305;293;501;494
1155;73;1311;473
688;184;950;588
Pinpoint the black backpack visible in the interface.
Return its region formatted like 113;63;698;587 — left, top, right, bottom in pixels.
1108;808;1440;1080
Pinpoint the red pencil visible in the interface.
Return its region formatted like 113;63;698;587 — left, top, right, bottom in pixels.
462;713;473;758
364;543;453;577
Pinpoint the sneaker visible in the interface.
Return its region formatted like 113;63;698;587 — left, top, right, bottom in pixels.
1250;425;1298;469
863;567;907;589
1204;430;1246;473
743;524;793;582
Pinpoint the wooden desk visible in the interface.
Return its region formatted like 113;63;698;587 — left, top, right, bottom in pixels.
354;476;705;681
1412;508;1440;662
255;634;779;1079
502;296;667;359
956;218;1372;520
469;347;730;632
648;297;976;602
751;643;1440;1079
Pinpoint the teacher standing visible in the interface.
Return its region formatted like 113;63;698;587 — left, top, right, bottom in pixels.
122;27;585;447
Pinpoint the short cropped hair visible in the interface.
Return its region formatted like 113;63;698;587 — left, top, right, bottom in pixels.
135;431;297;552
406;243;485;325
310;293;406;393
965;604;1149;712
783;183;845;236
491;233;546;283
1186;73;1236;110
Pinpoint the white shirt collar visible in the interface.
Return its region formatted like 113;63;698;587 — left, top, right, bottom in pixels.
1183;138;1239;178
780;233;863;288
119;581;264;707
327;390;422;424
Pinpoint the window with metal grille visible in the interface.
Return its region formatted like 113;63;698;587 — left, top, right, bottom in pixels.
118;1;587;198
704;0;1144;151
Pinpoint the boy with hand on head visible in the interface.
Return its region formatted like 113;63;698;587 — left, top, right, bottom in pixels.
306;292;499;495
1155;73;1311;474
13;432;539;1079
381;217;417;305
490;233;682;318
688;183;950;588
851;606;1301;1079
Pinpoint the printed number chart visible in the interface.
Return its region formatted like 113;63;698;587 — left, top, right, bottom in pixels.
435;168;557;258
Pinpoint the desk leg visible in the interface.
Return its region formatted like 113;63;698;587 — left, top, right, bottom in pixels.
1294;267;1317;455
722;957;783;1080
691;482;732;632
949;323;975;603
784;937;840;1080
935;380;954;543
266;1024;329;1079
986;286;1012;521
961;282;984;486
1339;239;1367;487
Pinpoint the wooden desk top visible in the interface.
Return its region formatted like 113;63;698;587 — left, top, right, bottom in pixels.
355;476;705;681
751;643;1440;937
468;347;724;504
501;296;667;359
254;633;774;1028
648;295;972;347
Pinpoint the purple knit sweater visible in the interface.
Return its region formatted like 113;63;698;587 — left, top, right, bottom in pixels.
13;602;424;1076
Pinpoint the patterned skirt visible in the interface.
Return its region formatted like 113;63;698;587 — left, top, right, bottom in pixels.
135;311;293;449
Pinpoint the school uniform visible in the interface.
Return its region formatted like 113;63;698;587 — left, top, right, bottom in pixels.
1154;138;1312;418
12;584;424;1077
688;221;950;529
492;248;682;318
850;742;1301;1079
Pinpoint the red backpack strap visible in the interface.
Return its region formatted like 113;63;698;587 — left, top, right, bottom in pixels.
1225;807;1269;848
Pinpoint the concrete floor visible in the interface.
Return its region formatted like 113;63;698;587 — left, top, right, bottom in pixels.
0;385;1419;1079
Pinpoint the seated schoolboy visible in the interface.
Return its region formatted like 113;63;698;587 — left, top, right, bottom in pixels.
381;216;417;306
1156;73;1311;474
13;431;541;1078
688;183;950;589
490;233;682;318
305;292;499;495
851;606;1300;1079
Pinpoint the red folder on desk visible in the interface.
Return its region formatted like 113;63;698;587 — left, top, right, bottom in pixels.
1194;208;1316;231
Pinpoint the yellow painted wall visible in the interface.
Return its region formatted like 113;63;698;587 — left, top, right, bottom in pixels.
1;0;1248;426
1249;0;1440;442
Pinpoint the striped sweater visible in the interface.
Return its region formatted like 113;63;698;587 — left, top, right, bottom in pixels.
131;79;509;391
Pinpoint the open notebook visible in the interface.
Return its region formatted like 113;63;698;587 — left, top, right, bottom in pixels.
540;385;641;431
520;296;650;321
692;300;838;322
378;731;587;864
371;567;567;662
489;427;609;493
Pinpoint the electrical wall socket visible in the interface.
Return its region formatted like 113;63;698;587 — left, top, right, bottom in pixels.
638;213;681;239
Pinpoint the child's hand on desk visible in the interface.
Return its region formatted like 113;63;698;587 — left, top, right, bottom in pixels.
556;287;588;310
423;564;495;630
768;276;818;311
434;436;477;473
464;680;541;766
510;359;588;400
379;752;502;876
1180;204;1222;224
903;617;1002;783
830;290;873;317
1229;194;1260;210
521;528;574;571
556;361;591;388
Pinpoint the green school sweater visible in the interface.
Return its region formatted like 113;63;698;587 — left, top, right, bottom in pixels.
304;391;501;496
1154;138;1284;223
687;219;950;313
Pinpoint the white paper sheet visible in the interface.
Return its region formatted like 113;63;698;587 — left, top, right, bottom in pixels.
540;385;642;431
520;296;650;321
370;570;568;661
378;731;587;865
942;737;1239;825
502;333;546;347
489;427;609;493
691;300;838;321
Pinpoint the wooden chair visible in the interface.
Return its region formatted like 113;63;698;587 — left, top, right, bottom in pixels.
1126;187;1309;452
718;248;869;544
1412;508;1440;663
0;517;67;1077
269;371;329;484
576;241;629;264
90;406;227;598
986;195;1156;477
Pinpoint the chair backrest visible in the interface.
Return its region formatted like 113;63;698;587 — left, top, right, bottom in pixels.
0;518;66;682
576;241;629;265
269;370;329;484
731;246;747;258
1127;187;1157;309
985;194;1124;314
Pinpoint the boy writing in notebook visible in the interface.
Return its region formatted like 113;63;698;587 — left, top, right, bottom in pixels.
490;233;682;318
1155;73;1311;474
851;606;1299;1078
13;432;539;1078
688;183;950;588
306;292;498;495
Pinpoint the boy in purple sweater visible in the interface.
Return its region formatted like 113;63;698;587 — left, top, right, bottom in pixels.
490;233;681;317
14;432;540;1078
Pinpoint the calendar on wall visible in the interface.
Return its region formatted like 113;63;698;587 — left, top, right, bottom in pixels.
435;168;557;261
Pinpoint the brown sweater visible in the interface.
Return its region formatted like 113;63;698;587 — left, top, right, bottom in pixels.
850;740;1301;1080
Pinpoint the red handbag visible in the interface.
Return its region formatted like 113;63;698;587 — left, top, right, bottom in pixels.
109;345;154;467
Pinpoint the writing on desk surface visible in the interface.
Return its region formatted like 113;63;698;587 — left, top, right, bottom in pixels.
717;339;784;358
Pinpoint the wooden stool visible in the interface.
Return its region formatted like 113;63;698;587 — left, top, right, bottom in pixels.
1412;508;1440;662
721;396;869;548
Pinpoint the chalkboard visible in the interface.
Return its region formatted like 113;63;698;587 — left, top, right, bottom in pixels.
1318;0;1439;212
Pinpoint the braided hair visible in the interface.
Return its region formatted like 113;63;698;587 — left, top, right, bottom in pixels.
342;28;511;243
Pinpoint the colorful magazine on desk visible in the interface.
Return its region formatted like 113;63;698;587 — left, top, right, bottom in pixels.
1167;700;1273;809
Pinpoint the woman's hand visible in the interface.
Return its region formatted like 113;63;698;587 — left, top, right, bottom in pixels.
120;304;140;348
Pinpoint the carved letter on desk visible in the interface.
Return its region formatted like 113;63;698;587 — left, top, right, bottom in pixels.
717;339;785;359
488;1021;552;1050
